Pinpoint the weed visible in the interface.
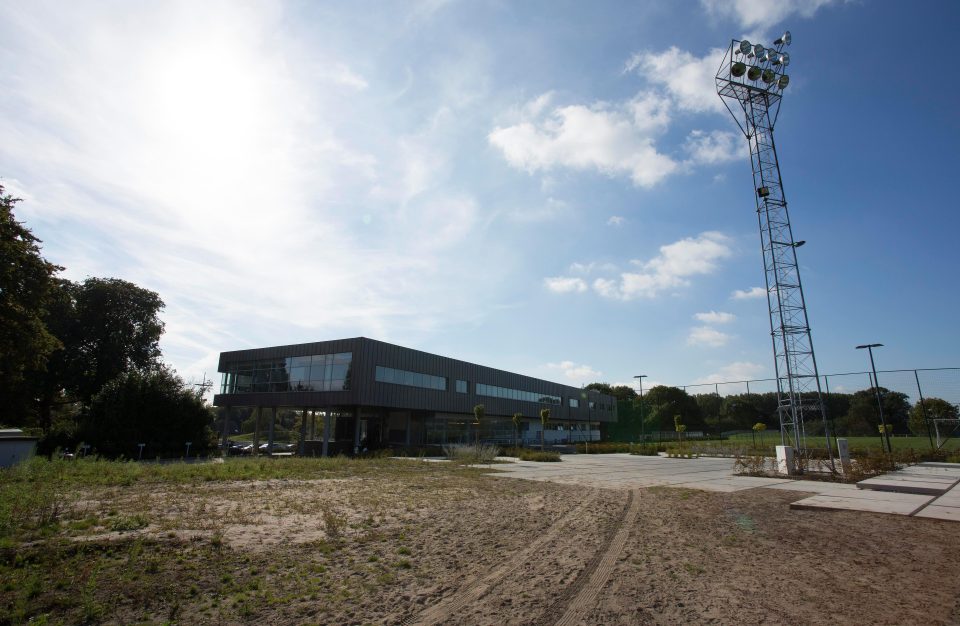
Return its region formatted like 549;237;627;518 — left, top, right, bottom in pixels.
108;514;149;532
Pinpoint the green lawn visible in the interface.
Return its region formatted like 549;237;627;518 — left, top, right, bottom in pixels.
724;432;960;452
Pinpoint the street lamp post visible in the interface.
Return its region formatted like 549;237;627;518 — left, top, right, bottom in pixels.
856;343;891;453
634;375;648;444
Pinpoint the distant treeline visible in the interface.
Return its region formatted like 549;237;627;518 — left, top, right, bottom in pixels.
585;383;957;441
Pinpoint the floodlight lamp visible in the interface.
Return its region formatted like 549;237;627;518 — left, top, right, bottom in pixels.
774;31;792;46
778;74;790;89
779;52;790;67
731;61;747;77
747;66;762;81
738;40;752;55
753;44;765;58
761;69;776;84
759;49;772;63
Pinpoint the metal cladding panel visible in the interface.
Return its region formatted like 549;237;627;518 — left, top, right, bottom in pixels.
214;337;617;423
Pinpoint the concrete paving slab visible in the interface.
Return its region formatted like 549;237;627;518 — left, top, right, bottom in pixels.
857;475;956;496
791;493;933;516
914;505;960;521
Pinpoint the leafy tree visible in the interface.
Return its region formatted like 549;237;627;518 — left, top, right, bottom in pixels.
585;382;636;401
539;408;550;451
644;386;703;433
70;278;164;403
908;398;958;436
82;367;215;458
752;422;767;447
695;393;722;431
673;414;686;443
837;388;910;436
0;186;62;425
512;412;522;448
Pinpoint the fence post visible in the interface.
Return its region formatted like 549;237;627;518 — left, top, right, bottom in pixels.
914;370;934;450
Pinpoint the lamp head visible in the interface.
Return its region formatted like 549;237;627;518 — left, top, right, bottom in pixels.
747;66;762;81
730;61;747;77
774;30;792;46
738;39;752;55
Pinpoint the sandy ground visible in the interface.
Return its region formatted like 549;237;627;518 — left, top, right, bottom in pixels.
22;463;960;625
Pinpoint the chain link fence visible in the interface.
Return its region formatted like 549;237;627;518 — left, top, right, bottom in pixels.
675;368;960;447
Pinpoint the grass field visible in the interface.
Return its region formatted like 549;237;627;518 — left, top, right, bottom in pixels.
724;432;960;452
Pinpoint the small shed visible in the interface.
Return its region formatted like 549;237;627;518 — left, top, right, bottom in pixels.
0;429;38;468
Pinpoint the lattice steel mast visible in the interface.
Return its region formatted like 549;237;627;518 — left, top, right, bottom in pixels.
715;32;832;462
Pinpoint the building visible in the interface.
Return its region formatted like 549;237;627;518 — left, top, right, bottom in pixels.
0;428;38;468
213;337;617;455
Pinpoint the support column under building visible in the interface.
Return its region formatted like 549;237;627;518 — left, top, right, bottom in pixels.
252;406;261;457
267;407;276;454
322;409;331;457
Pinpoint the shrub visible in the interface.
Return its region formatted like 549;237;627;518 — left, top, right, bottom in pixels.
442;443;499;464
517;450;561;462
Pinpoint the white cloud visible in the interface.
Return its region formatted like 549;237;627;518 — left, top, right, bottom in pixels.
593;231;732;300
607;215;625;227
544;276;588;294
731;286;766;300
626;46;726;114
488;96;679;188
694;311;736;324
547;360;602;383
687;326;732;348
685;130;740;165
320;63;369;90
694;361;767;384
700;0;841;32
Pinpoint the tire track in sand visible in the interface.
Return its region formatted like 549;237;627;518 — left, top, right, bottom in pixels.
404;489;603;626
537;488;640;626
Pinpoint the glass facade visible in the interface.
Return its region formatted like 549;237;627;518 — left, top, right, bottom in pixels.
375;366;448;391
475;383;560;405
220;352;352;394
455;380;468;393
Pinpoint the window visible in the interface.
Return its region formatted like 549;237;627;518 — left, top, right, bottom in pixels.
220;352;352;393
569;398;579;408
456;380;468;393
476;383;560;405
375;365;448;391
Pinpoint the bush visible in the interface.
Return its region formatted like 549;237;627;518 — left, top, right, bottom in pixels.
516;450;561;462
442;443;499;464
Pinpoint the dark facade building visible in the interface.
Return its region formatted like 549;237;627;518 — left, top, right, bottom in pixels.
213;337;617;454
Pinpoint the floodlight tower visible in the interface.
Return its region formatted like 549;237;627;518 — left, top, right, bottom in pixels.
716;31;832;462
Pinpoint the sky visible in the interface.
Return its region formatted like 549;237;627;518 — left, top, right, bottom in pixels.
2;0;959;400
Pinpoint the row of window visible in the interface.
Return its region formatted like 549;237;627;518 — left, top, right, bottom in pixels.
221;352;353;394
221;355;611;411
475;383;561;405
375;365;448;391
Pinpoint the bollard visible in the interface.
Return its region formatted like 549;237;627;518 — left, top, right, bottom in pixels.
775;445;795;475
836;438;851;474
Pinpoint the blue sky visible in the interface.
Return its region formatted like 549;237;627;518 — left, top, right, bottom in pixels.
2;0;958;398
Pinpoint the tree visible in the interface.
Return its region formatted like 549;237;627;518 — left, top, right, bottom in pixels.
512;412;522;448
908;398;958;436
539;408;550;451
82;367;215;458
752;422;767;448
585;382;636;401
644;386;703;434
837;388;910;436
673;414;686;444
473;404;485;446
0;185;62;425
70;278;165;403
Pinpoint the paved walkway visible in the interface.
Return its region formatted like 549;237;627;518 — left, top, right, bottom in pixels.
490;454;960;522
